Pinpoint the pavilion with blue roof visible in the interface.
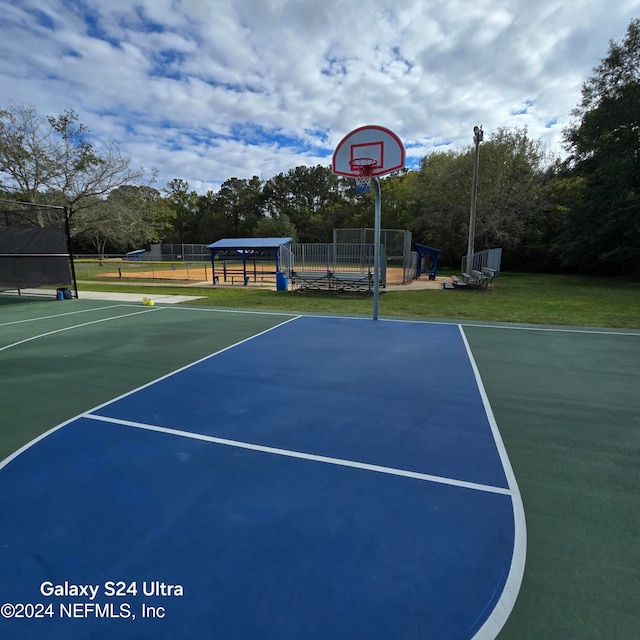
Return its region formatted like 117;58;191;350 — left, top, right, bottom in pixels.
206;237;293;289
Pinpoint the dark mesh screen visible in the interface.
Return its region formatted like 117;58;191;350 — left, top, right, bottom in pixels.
0;255;71;288
0;227;68;254
0;205;75;292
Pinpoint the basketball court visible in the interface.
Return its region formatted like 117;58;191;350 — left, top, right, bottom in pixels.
1;296;639;639
0;297;528;640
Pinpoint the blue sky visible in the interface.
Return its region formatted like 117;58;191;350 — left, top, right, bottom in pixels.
1;0;638;193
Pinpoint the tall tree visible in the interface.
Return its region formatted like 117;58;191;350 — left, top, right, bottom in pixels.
263;165;342;241
408;150;476;265
561;19;640;274
0;102;143;216
408;127;551;267
72;185;167;257
191;190;229;243
474;126;549;253
163;178;200;243
0;103;61;203
252;213;297;239
214;176;265;238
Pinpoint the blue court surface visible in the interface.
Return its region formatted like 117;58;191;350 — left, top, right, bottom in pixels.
0;316;525;640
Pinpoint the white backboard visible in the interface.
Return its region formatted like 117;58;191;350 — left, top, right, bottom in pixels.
332;125;405;177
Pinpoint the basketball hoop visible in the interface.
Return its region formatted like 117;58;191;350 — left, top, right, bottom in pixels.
350;158;377;194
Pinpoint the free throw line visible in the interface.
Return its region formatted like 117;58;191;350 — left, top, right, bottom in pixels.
84;413;513;496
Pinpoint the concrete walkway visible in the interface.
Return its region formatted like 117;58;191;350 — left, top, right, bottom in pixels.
385;277;449;291
13;289;205;304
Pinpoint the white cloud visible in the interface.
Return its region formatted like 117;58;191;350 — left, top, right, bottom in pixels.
1;0;638;192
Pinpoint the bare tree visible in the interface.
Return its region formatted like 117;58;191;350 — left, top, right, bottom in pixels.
0;102;144;217
0;102;62;202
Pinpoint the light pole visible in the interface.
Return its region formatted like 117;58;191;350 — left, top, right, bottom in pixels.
465;125;483;279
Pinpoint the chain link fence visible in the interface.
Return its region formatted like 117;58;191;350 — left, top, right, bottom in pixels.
333;228;414;284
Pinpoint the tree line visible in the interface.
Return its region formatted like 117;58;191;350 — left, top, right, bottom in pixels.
1;19;638;275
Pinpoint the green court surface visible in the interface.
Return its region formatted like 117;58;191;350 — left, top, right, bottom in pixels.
0;296;293;461
1;295;639;639
465;324;639;639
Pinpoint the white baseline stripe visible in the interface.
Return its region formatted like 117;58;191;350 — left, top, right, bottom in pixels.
0;308;161;353
458;325;527;640
142;305;299;318
0;304;129;327
460;321;640;337
202;311;639;337
85;413;512;496
332;314;639;337
109;305;639;336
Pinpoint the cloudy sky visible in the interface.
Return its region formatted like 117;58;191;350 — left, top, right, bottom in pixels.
1;0;638;193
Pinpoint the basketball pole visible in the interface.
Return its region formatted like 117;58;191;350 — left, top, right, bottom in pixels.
373;177;381;320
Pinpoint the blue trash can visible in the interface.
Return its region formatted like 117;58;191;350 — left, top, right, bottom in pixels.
276;272;288;291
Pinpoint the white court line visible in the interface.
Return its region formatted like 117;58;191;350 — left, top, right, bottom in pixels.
143;305;299;318
356;315;640;336
82;315;302;415
459;321;640;337
107;303;640;336
0;304;129;327
187;309;640;337
458;325;527;640
0;308;162;353
6;293;635;336
0;413;82;472
0;315;301;472
84;413;513;496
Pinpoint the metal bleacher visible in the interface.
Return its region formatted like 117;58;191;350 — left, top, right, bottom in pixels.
290;270;377;294
456;248;502;290
282;243;386;294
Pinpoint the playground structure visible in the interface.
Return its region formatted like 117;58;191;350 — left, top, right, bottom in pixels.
415;244;441;281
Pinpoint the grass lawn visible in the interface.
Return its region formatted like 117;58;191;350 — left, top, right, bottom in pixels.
76;271;640;329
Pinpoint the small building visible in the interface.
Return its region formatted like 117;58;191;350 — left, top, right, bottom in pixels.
124;249;146;261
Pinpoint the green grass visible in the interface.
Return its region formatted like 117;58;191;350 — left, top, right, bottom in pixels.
76;272;640;329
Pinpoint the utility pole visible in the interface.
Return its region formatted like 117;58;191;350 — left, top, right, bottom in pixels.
465;125;483;279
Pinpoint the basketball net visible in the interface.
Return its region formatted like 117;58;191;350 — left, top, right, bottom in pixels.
350;158;377;194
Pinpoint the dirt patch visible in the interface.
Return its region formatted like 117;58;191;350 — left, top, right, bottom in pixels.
100;265;412;287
